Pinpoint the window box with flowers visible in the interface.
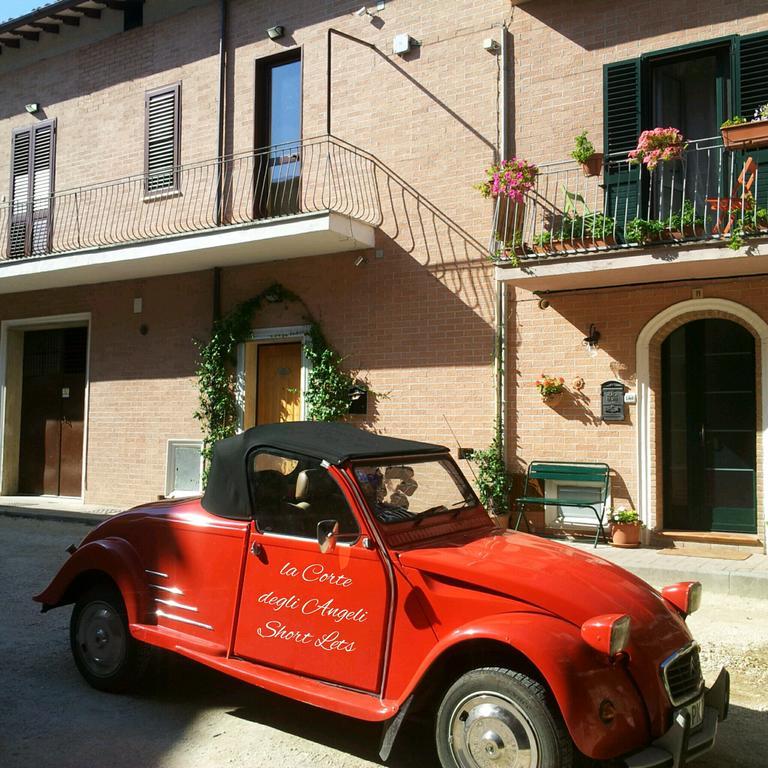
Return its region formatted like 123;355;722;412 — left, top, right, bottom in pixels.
477;158;538;250
535;374;565;406
721;104;768;150
628;127;687;171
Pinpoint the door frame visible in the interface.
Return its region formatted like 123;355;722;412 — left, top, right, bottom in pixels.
0;312;91;499
636;299;767;546
235;325;312;430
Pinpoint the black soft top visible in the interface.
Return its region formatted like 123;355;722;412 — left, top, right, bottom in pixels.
201;421;448;519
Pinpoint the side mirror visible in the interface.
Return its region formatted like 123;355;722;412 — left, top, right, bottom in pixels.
317;519;340;554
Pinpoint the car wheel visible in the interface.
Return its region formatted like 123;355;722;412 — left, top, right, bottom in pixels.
435;667;573;768
70;583;150;693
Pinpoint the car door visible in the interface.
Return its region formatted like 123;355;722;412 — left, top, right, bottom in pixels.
233;450;390;693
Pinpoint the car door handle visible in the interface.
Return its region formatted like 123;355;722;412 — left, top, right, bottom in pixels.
250;541;263;557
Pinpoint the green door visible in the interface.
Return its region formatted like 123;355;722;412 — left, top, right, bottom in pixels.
662;319;757;533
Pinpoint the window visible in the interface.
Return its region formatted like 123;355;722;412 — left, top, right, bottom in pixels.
604;33;768;223
248;450;359;540
9;120;56;259
145;83;180;194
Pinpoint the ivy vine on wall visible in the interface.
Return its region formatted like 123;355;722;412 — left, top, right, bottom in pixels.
194;282;357;481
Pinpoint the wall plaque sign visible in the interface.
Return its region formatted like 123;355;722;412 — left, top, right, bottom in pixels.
601;380;625;422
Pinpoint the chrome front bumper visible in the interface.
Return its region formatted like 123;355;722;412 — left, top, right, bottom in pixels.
623;668;730;768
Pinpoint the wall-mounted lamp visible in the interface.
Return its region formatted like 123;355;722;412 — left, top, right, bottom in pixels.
266;25;285;40
393;33;419;56
354;6;373;17
354;255;366;267
25;103;40;114
583;324;601;357
482;38;501;54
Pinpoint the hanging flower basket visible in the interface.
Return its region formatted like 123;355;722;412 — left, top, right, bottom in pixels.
542;391;564;408
536;374;565;405
628;128;686;171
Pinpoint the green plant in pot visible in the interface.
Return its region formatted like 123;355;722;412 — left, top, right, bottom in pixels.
610;507;643;548
472;427;513;528
667;200;704;239
571;131;603;177
583;212;616;246
532;230;553;254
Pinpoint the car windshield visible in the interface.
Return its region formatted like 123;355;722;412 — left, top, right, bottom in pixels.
353;457;478;524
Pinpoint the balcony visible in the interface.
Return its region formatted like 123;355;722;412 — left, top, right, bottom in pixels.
0;136;380;294
492;137;768;290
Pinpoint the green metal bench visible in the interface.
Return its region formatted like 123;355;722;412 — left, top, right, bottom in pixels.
513;461;611;548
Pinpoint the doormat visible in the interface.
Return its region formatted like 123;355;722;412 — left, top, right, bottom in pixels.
658;547;752;561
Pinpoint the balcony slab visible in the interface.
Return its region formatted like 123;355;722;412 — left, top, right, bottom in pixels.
495;238;768;291
0;211;374;295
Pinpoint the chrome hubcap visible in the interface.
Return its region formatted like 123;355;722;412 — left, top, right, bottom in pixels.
76;601;126;677
449;693;539;768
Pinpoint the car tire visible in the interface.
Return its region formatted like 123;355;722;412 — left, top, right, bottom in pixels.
435;667;573;768
69;583;150;693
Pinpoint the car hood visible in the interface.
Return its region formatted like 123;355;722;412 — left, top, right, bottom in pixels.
398;529;689;639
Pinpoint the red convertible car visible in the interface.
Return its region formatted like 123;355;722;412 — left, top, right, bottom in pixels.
36;422;729;768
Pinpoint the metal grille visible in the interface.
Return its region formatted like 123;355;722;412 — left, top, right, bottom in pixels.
662;643;704;706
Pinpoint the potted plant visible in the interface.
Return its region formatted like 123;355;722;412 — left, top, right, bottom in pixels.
571;131;603;177
535;374;565;406
666;200;704;239
623;217;664;245
610;507;643;548
532;230;553;255
721;104;768;150
472;426;513;528
477;158;539;236
629;127;686;171
583;212;616;247
493;229;526;265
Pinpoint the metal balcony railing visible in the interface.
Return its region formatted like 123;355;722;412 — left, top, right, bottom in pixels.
490;136;768;262
0;135;382;262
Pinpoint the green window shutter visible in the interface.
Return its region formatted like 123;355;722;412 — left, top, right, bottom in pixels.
736;33;768;209
603;59;643;230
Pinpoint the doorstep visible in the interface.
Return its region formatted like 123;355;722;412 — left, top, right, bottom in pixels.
560;537;768;600
0;496;122;525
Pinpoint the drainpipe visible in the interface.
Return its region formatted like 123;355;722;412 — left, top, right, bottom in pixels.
495;24;509;460
215;0;228;226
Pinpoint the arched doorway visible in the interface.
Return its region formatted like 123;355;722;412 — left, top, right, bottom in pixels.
661;318;757;533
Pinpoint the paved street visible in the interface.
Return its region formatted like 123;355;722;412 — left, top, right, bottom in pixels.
1;516;766;768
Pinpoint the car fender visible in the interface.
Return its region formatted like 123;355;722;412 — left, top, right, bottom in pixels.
33;537;150;625
398;611;650;760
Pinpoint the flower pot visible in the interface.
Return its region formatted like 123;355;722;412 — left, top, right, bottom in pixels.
592;234;617;248
542;391;564;407
490;511;512;529
611;522;641;548
580;153;604;177
721;120;768;150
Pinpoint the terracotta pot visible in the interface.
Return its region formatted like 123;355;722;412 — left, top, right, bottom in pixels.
542;391;564;407
580;153;604;177
490;511;512;530
611;522;641;548
592;234;617;248
721;120;768;150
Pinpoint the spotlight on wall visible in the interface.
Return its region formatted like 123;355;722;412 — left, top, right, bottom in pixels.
25;103;40;114
583;323;601;357
354;255;366;267
354;6;373;17
266;25;285;40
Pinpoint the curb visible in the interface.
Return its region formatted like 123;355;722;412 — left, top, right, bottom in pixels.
621;564;768;600
0;506;118;526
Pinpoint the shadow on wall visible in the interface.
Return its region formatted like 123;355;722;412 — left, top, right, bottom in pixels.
520;0;758;50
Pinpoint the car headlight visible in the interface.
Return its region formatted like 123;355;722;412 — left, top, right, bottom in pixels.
661;581;702;617
581;613;631;658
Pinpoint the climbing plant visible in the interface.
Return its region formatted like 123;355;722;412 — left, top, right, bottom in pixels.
471;422;512;515
194;282;356;482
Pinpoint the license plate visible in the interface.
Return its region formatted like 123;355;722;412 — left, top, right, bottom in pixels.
683;696;704;730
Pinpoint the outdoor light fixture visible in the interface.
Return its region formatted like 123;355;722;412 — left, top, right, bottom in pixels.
392;33;419;56
354;6;373;17
266;25;285;40
583;323;601;357
354;255;366;267
24;103;40;114
482;38;501;54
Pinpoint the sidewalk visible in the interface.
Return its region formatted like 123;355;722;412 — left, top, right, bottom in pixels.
2;497;766;599
0;496;122;525
563;538;768;599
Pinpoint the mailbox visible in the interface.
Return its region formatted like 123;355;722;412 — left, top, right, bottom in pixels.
601;380;625;422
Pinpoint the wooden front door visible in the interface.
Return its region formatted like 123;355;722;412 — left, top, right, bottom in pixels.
18;327;87;496
661;319;757;533
255;342;302;425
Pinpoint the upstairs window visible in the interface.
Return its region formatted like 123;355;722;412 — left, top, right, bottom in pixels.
9;120;56;259
145;83;180;194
